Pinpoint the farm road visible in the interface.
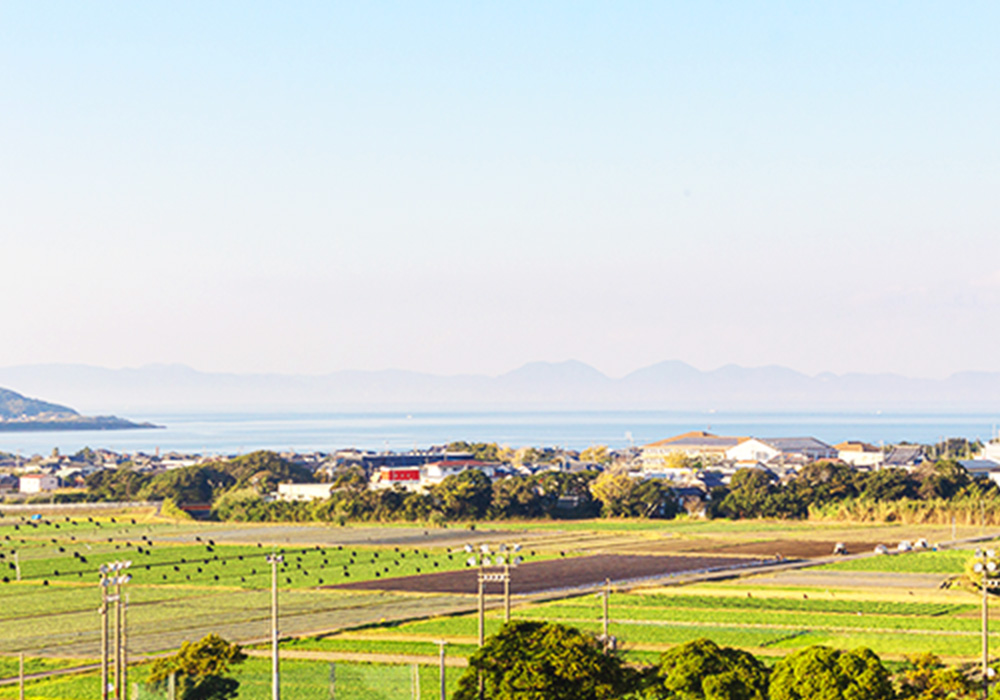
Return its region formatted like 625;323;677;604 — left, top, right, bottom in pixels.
245;648;469;667
747;570;952;590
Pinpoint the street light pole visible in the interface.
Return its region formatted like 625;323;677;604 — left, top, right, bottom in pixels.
266;554;284;700
98;561;131;700
974;549;998;700
464;542;522;700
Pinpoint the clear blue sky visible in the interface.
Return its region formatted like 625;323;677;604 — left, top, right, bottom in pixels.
2;2;998;379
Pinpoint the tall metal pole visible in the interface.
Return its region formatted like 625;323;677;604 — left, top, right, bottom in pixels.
503;563;511;623
101;572;109;700
268;554;282;700
438;642;446;700
984;566;989;700
113;579;121;700
603;578;610;647
477;568;485;646
122;592;128;700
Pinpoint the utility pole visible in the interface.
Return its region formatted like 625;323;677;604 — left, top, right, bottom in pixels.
113;575;121;699
603;578;611;647
122;592;129;699
18;652;24;700
266;554;284;700
437;641;447;700
100;568;110;700
477;567;485;647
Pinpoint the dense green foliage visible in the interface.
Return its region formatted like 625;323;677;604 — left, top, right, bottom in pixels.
708;460;999;521
650;638;770;700
769;646;894;700
451;622;904;700
147;634;246;700
453;620;637;700
84;451;313;505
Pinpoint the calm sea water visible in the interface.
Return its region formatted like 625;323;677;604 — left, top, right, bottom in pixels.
2;410;1000;457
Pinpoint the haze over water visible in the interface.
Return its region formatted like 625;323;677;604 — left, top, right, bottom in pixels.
2;410;998;457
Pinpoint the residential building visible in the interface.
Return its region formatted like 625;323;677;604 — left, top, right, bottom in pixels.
370;466;423;491
276;483;336;502
641;432;746;468
19;473;59;493
835;441;885;468
884;445;926;469
726;437;837;465
959;459;1000;486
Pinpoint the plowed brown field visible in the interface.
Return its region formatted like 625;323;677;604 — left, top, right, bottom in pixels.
327;554;766;595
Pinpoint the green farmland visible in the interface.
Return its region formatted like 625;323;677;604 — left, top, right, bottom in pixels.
1;512;998;699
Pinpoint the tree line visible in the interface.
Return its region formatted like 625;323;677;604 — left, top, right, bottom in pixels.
67;449;1000;526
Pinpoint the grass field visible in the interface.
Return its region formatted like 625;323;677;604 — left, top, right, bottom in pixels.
0;657;465;700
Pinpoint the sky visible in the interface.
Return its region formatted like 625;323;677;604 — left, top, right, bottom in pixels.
2;2;999;381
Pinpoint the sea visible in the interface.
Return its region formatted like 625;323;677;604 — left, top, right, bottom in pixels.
2;410;999;458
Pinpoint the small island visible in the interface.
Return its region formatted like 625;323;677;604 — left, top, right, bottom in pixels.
0;386;161;432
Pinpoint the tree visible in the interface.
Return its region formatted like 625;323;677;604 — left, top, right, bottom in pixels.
85;466;151;501
590;469;638;517
147;634;246;700
895;653;976;700
452;620;637;700
651;638;769;700
769;646;894;700
858;468;920;502
917;461;971;500
590;470;677;518
712;469;806;519
490;476;546;519
447;441;501;462
580;445;612;465
431;469;493;519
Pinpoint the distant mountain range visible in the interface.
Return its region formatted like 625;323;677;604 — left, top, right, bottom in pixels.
0;386;159;431
0;361;999;414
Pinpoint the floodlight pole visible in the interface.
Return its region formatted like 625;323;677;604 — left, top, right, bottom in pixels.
267;554;283;700
975;549;998;700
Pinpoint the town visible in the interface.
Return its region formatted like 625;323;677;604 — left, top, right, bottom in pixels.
3;431;997;506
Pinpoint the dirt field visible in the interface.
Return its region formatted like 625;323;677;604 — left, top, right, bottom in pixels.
328;554;766;595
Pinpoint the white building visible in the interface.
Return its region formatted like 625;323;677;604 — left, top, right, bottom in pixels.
276;483;335;502
835;441;885;468
725;439;781;464
19;473;59;493
725;437;836;465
